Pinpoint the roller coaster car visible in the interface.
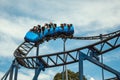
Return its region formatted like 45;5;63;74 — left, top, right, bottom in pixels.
24;25;74;43
24;31;39;43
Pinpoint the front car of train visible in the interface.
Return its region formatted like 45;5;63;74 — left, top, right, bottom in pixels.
24;31;39;42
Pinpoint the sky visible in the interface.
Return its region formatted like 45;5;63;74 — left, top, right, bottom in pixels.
0;0;120;80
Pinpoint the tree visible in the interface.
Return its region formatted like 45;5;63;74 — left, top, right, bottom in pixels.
53;69;87;80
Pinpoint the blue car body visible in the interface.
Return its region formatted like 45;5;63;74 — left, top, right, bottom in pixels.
24;26;74;43
24;31;39;42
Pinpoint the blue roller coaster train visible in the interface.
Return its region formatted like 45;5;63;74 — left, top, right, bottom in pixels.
24;23;74;43
1;23;120;80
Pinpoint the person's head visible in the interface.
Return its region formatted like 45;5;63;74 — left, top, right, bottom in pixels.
63;23;66;26
47;26;49;28
50;22;53;24
33;26;37;30
49;24;51;28
60;24;63;27
70;24;73;27
44;23;48;26
38;25;41;28
46;24;49;27
54;24;57;27
67;24;70;27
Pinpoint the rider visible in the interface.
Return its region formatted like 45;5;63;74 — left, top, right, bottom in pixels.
30;26;38;33
67;24;71;30
54;23;57;28
42;26;45;34
37;25;41;33
63;23;66;27
60;24;64;29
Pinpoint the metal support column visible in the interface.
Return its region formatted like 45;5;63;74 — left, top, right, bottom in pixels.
14;60;19;80
100;34;104;80
35;45;39;74
62;39;65;80
33;67;42;80
33;60;45;80
33;45;45;80
79;51;84;80
62;39;68;80
1;59;19;80
34;45;40;80
9;64;14;80
64;39;68;80
82;52;120;80
101;54;104;80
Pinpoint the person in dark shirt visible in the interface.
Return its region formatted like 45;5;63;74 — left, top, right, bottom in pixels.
50;22;55;28
67;24;71;30
45;23;49;29
30;26;38;32
49;22;57;31
42;26;45;34
54;23;57;28
60;24;64;29
70;24;72;27
37;25;41;33
63;23;66;27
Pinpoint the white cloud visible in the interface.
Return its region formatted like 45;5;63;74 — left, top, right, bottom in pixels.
0;0;120;36
85;74;96;80
21;69;57;80
0;17;39;40
103;50;120;63
0;16;46;57
0;69;57;80
0;72;4;79
90;77;95;80
38;70;56;80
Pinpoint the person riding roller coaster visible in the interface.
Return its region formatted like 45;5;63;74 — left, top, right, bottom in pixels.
30;23;72;36
37;25;41;33
30;25;42;34
60;24;64;29
30;26;38;33
49;22;57;30
68;24;72;30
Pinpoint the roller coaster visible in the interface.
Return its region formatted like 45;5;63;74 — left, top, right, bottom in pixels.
1;23;120;80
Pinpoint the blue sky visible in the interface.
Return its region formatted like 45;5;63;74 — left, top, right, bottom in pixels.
0;0;120;80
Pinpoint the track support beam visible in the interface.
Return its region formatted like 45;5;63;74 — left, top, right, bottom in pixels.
33;61;45;80
80;52;120;80
33;45;45;80
1;59;19;80
79;51;84;80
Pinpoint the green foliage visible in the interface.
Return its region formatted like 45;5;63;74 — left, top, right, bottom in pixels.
53;69;87;80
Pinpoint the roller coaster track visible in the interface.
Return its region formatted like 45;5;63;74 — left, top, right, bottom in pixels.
2;30;120;80
14;30;120;69
72;30;120;40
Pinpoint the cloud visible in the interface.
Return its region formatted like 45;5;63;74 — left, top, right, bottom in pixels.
85;74;96;80
0;69;57;80
0;72;4;79
0;0;120;37
0;32;17;57
0;16;47;57
22;69;57;80
1;0;120;26
103;48;120;63
38;70;56;80
90;77;95;80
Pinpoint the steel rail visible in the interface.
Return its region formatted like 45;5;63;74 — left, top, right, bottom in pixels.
72;30;120;40
14;30;120;69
